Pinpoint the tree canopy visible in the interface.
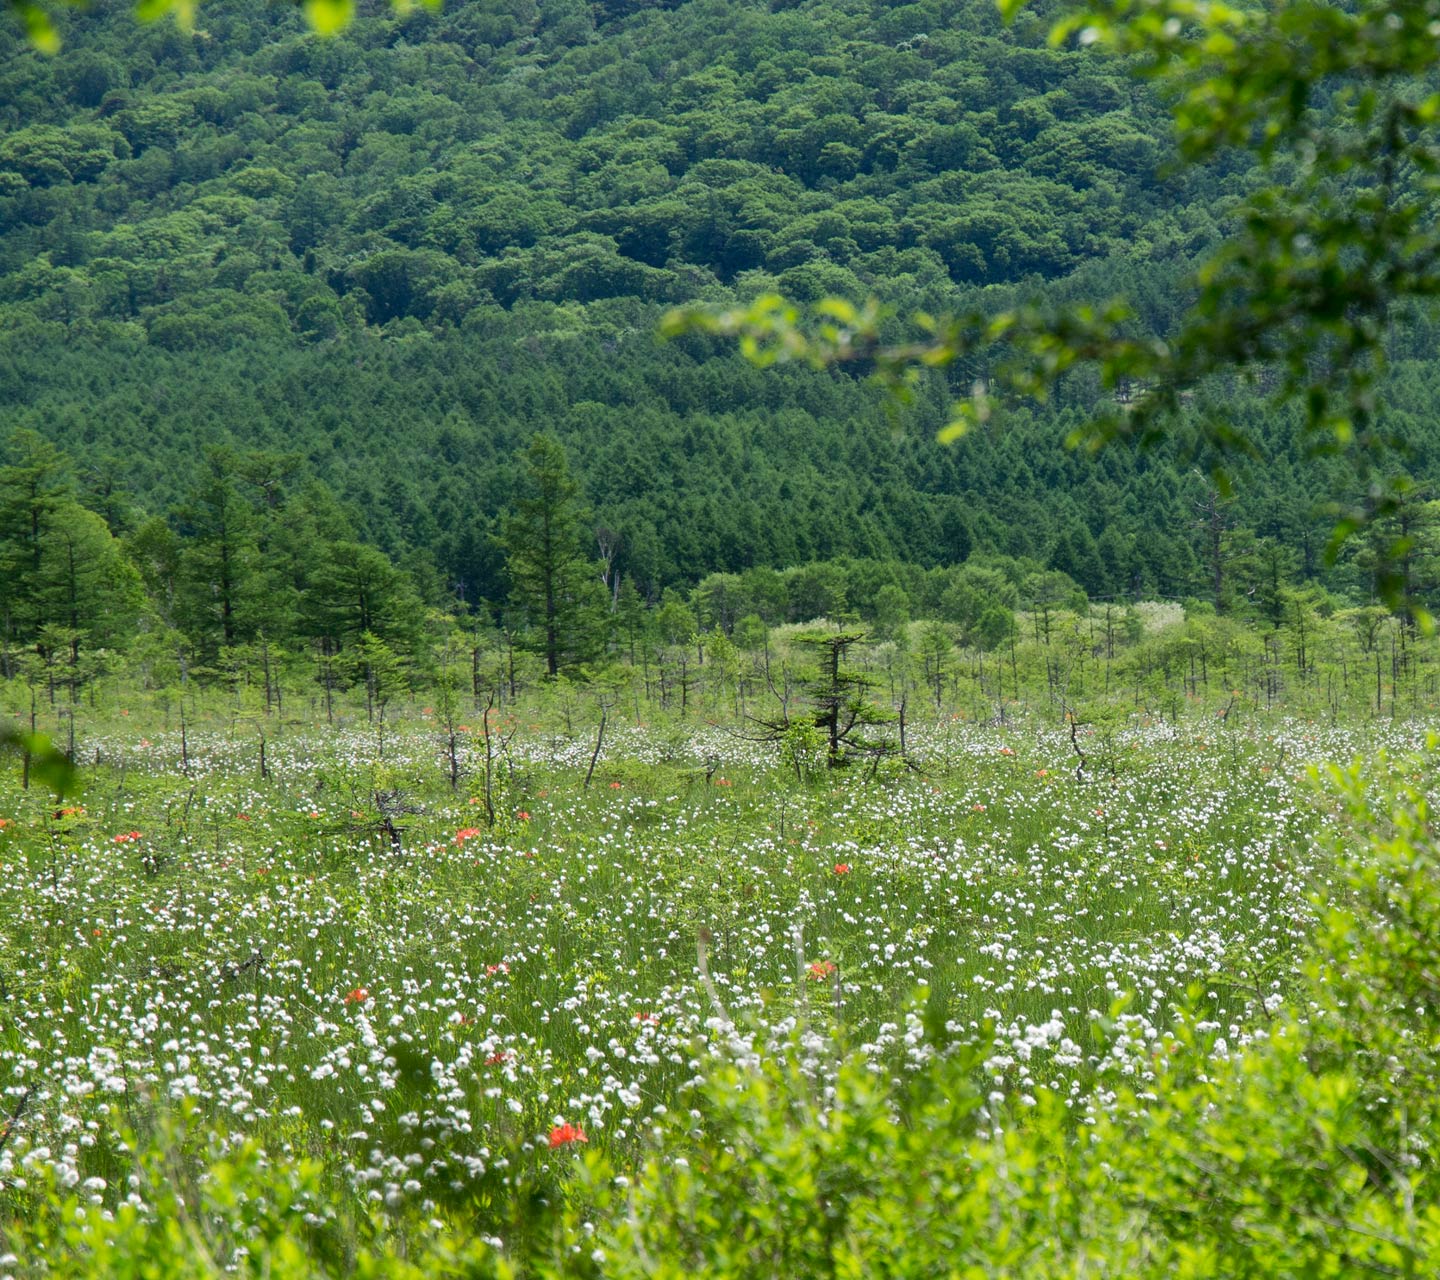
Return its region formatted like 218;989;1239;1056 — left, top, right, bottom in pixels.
669;0;1440;620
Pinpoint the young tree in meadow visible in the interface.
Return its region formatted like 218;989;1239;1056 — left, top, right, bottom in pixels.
347;630;405;726
502;435;603;677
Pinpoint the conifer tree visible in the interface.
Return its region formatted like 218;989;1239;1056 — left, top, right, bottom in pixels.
502;435;602;677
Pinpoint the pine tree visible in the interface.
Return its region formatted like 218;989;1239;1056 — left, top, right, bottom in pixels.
174;450;265;663
501;435;602;677
0;430;70;649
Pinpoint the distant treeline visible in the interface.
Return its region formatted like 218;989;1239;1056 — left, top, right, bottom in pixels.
3;428;1437;725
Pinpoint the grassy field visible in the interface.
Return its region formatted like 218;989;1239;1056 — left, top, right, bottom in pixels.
1;698;1424;1254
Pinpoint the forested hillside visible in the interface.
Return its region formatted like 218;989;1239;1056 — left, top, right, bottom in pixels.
1;0;1438;635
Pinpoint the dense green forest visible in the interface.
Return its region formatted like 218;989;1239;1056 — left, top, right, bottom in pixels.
3;0;1440;679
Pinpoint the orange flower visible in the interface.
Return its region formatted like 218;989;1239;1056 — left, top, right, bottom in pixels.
806;960;837;981
455;827;482;845
111;831;142;844
343;986;370;1005
548;1122;587;1148
832;863;852;876
514;811;531;821
609;781;622;789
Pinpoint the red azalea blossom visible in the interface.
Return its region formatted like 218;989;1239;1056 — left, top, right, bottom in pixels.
833;862;852;876
634;1011;660;1025
485;963;509;976
806;960;837;981
548;1122;587;1148
484;1051;510;1066
237;813;250;821
112;831;142;844
609;781;622;789
343;986;370;1005
515;811;531;821
714;777;732;786
455;827;482;845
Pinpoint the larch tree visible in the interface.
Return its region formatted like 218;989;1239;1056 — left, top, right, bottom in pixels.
501;435;603;678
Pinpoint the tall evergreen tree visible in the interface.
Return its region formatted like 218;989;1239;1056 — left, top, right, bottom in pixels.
0;430;71;647
174;449;265;663
502;435;602;677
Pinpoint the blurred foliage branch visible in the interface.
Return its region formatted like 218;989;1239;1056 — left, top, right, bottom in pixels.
8;0;438;53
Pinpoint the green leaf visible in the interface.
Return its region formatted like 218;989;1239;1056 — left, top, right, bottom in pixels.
0;724;78;798
303;0;355;36
813;298;858;326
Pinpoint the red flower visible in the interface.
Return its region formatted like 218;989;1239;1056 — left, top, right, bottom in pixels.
609;781;622;789
343;986;370;1005
484;1050;510;1066
548;1122;587;1148
112;831;142;844
514;811;531;821
806;960;837;981
455;827;482;846
832;863;851;876
634;1011;660;1025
